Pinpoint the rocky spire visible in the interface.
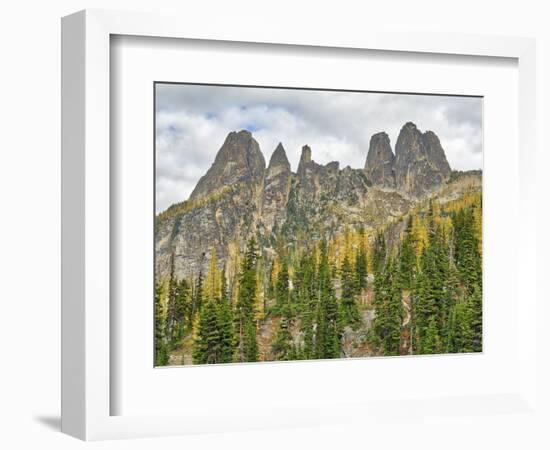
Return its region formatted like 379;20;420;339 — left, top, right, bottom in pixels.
297;145;313;177
263;143;292;230
394;122;451;196
267;142;291;173
364;132;396;188
190;130;266;200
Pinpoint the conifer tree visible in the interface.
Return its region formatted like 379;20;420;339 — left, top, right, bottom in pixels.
422;317;441;354
173;278;191;340
340;254;361;329
192;298;222;364
272;256;295;360
192;272;203;322
453;207;482;294
469;284;482;352
355;246;368;294
292;252;317;359
271;303;294;361
315;240;341;359
154;281;169;366
165;255;186;346
275;259;290;314
372;231;386;275
204;247;221;301
372;256;403;355
220;266;228;304
398;216;416;291
235;238;259;362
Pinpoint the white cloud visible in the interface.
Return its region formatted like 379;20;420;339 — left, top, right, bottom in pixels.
155;84;482;212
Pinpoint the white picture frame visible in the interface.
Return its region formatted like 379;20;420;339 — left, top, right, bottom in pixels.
61;9;537;441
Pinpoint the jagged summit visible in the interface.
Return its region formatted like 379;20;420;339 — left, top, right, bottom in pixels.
297;144;317;177
190;129;265;200
364;122;451;196
156;126;477;281
365;131;395;188
268;142;290;170
394;122;451;196
264;143;292;231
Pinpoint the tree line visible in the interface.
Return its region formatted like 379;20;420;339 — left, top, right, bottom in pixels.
155;191;482;365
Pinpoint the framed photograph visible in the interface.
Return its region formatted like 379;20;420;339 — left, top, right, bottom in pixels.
61;9;537;440
153;82;483;367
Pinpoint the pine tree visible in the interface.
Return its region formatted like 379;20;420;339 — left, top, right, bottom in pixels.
423;317;441;354
192;298;222;364
165;255;185;346
272;304;294;361
192;272;203;323
235;238;259;362
220;266;229;304
452;207;482;294
372;231;386;275
275;259;290;314
372;256;403;355
355;246;368;294
411;211;453;354
340;254;361;329
469;284;482;352
154;281;169;366
398;216;416;291
204;247;221;301
173;279;191;340
315;240;341;359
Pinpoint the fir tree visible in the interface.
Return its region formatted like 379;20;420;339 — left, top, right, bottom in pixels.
398;216;416;291
218;297;235;363
275;259;290;314
192;271;203;322
470;284;482;352
154;281;169;366
173;279;191;340
192;298;222;364
372;256;403;355
339;254;361;329
204;247;221;301
423;317;441;354
372;231;386;275
235;238;259;362
165;256;188;346
452;206;482;293
315;240;341;359
271;303;294;361
355;246;368;294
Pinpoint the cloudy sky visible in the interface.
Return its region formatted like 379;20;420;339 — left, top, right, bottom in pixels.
155;83;482;213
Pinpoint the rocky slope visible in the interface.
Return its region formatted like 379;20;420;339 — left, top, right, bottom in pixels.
155;123;475;281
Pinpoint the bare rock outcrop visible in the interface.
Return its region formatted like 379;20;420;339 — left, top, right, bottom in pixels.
394;122;451;196
364;132;395;188
190;130;265;200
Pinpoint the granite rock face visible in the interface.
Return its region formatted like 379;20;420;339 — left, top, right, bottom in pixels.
262;143;292;231
190;130;266;200
283;147;375;243
394;122;451;196
157;124;457;280
364;132;396;188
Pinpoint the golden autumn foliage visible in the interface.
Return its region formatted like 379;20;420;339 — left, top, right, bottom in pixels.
203;247;221;301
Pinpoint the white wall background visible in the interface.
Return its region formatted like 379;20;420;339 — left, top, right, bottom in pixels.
0;1;547;449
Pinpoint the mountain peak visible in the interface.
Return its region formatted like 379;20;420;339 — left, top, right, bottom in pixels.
364;131;395;188
268;143;290;170
189;130;266;200
297;145;314;178
394;122;451;195
300;145;312;163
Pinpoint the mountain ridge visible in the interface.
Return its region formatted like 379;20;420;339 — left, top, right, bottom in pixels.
155;124;480;281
